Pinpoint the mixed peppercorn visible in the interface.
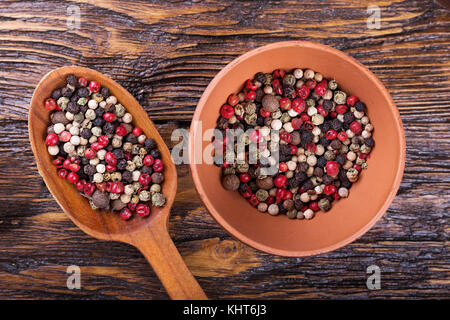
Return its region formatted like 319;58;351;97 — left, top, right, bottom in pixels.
45;74;165;220
215;68;374;220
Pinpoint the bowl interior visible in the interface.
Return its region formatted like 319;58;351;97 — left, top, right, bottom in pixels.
29;67;177;238
190;42;405;256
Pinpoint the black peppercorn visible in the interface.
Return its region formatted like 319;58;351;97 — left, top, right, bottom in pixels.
93;118;105;127
330;139;342;150
301;131;313;144
298;162;309;173
142;166;153;175
144;138;157;150
66;101;80;114
317;156;327;168
288;178;300;189
295;171;307;182
100;87;110;98
280;144;291;156
314;167;324;177
254;72;266;84
117;159;127;171
343;112;355;124
113;149;125;159
322;100;333;112
103;122;115;135
84;164;96;176
322;175;334;185
302;180;314;190
283;86;296;99
122;171;132;183
150;149;161;159
95;107;105;118
335;154;346;165
319;136;330;147
365;137;375;148
52;89;62;100
278;203;287;215
81;128;92;139
61;86;74;98
239;183;249;194
331;119;343;131
354;101;366;112
255;88;264;102
80;105;89;114
66;74;78;87
70;94;79;103
125;133;137;144
342;180;352;188
77;87;90;98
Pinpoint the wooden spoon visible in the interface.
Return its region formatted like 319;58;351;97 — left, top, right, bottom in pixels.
28;66;207;300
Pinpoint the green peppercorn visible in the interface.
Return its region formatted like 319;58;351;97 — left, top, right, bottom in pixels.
255;189;269;201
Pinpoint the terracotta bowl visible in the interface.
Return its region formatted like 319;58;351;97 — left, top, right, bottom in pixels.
189;41;405;257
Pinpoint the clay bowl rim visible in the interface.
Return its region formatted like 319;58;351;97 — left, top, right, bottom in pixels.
189;41;406;257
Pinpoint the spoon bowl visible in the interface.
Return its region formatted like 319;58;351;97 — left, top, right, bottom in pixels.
29;66;206;299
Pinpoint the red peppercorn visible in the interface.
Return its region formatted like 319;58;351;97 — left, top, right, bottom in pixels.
153;159;164;172
76;180;86;191
110;181;124;194
106;164;116;173
329;111;337;118
291;118;302;130
67;172;79;184
278;162;288;172
300;113;310;123
333;192;341;200
239;173;250;183
282;189;292;200
306;142;316;153
359;153;369;159
132;127;143;137
317;105;328;117
105;182;113;193
320;79;328;88
292;98;305;113
69;163;80;172
336;104;348;114
97;135;109;146
60;131;72;142
314;84;327;96
83;183;95;196
245;90;256;100
241;187;252;199
245;79;258;91
128;202;137;211
139;173;151;186
324;184;337;195
220;104;234;119
78;77;88;87
52;158;63;168
136;204;150;217
120;208;133;220
259;108;271;118
249;194;259;207
296;85;310;99
347;96;359;107
290;145;298;155
105;152;117;166
274;175;287;188
91;142;104;151
88;81;100;93
337;131;348;142
325;129;337;140
279;97;291;110
249;129;261;143
309;201;319;212
272;69;285;78
116;125;128;136
103;112;116;122
143;155;155;166
58;168;68;179
63;158;72;170
45;133;59;146
350;121;362;134
305;79;317;89
227;94;240;107
85;149;97;160
353;164;362;172
280;131;291;143
44;98;57;111
326;161;339;177
300;205;308;212
265;196;275;205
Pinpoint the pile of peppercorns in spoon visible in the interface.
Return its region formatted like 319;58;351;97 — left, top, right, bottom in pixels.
44;74;165;220
215;68;374;220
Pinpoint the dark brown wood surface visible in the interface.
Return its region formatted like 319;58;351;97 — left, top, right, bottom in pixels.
0;0;449;299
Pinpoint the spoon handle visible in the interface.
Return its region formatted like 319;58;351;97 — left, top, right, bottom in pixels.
131;224;207;300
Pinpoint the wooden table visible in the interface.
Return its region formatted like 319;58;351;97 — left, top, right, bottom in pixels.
0;0;448;299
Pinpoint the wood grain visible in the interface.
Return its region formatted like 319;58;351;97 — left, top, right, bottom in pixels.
0;0;449;299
